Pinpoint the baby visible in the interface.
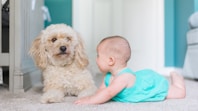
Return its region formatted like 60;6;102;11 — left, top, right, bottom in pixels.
75;35;186;105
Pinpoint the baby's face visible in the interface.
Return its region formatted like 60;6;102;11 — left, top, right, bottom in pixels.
96;44;110;73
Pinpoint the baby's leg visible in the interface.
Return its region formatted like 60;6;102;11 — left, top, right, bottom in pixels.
166;71;186;99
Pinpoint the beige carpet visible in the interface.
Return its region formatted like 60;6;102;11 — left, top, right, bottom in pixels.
0;74;198;111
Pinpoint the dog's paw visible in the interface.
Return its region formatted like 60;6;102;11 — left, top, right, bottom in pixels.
78;86;97;98
40;89;65;103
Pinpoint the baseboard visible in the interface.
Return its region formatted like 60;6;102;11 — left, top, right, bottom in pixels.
23;69;42;91
157;67;183;76
13;67;42;93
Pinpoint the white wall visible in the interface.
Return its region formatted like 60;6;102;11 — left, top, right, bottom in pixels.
122;0;165;73
73;0;169;75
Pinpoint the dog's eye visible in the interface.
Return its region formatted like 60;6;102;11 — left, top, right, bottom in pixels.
51;38;57;43
66;37;72;41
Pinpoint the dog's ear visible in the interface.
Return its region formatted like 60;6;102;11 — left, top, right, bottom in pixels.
74;35;89;69
29;34;48;70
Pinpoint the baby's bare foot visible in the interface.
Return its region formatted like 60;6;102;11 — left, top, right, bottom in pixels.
170;71;185;90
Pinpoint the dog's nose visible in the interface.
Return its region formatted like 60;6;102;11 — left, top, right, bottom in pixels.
60;46;67;52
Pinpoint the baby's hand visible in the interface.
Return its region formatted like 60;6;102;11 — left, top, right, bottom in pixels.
74;96;91;105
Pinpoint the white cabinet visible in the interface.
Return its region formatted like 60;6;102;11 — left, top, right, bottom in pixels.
183;28;198;79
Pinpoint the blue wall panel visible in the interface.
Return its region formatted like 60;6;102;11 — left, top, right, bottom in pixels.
174;0;194;67
165;0;195;68
164;0;175;66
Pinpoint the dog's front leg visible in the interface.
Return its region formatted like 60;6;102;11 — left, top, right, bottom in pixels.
41;88;65;103
78;85;97;98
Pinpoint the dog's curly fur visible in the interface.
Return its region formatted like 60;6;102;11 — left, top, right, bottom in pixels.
29;24;97;103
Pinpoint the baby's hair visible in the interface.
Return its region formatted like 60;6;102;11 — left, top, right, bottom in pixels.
99;35;131;62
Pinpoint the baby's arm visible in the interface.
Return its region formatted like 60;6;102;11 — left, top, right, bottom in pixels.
75;74;131;105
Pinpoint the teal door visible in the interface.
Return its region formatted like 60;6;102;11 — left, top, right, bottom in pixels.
44;0;72;27
164;0;196;67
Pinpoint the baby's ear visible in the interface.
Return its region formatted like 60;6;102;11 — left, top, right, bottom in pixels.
74;35;89;69
29;35;48;70
108;56;115;66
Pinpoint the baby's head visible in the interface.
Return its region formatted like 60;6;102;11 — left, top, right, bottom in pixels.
97;35;131;64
